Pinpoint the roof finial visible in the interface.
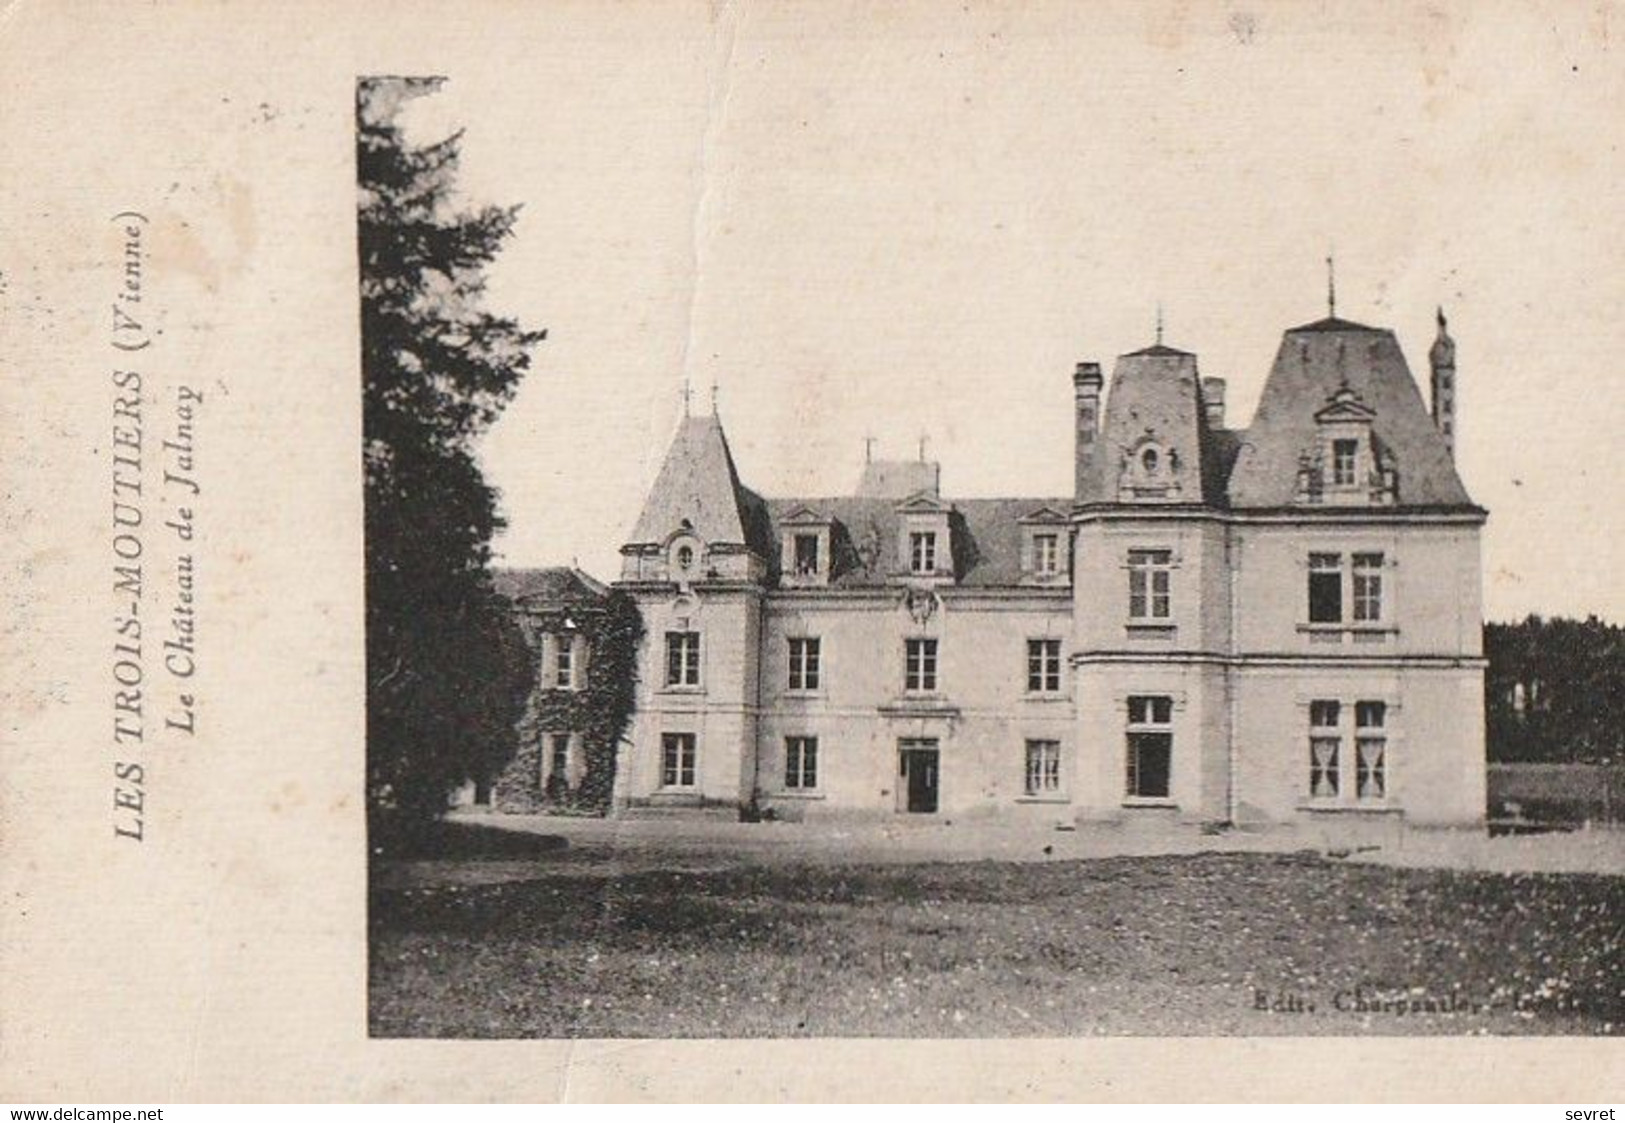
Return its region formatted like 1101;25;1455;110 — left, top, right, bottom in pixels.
680;377;692;417
864;435;876;463
1155;302;1164;347
1437;304;1448;332
918;432;929;462
1326;253;1337;318
710;378;719;416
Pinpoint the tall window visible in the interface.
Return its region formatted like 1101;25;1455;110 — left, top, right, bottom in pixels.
1033;532;1060;576
1026;639;1061;693
1355;701;1387;800
905;638;938;692
547;732;573;793
1308;700;1341;799
1128;549;1172;620
785;736;818;790
1307;699;1390;802
661;732;697;788
1125;695;1173;798
665;631;701;687
1024;739;1061;796
1308;552;1343;623
793;533;821;577
909;531;937;574
554;636;574;688
1352;553;1384;622
1308;552;1386;624
1332;439;1358;486
788;637;821;691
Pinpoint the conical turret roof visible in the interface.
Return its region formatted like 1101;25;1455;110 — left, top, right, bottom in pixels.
626;414;757;548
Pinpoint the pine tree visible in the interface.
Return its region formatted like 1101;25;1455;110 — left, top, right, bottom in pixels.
358;76;544;848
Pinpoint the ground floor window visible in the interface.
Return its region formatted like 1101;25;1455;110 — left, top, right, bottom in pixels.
785;735;819;790
1307;699;1389;802
1309;700;1340;799
1355;701;1387;800
542;731;576;798
1024;739;1061;796
661;732;697;788
1125;695;1173;798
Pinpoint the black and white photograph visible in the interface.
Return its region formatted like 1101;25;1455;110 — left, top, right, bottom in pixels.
357;6;1622;1042
4;0;1624;1107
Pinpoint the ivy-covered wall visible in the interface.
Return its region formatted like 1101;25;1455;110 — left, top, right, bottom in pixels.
494;589;643;814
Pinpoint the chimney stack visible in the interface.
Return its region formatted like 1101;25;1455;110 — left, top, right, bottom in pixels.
1201;377;1227;429
1074;360;1104;501
1429;307;1457;459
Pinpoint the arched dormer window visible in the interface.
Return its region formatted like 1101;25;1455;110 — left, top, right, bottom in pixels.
1118;434;1183;500
667;521;703;582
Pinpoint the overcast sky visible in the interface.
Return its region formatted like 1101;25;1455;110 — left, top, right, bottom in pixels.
398;2;1623;623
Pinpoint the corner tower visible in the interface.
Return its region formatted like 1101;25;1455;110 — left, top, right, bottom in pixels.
614;407;769;813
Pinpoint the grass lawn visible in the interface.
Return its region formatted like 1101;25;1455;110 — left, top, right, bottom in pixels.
369;851;1622;1037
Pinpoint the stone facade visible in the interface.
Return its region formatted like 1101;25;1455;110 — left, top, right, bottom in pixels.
614;308;1487;834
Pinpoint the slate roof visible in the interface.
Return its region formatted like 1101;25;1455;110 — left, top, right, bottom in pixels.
1225;318;1474;508
1081;344;1216;505
493;566;609;606
626;414;762;547
763;496;1073;588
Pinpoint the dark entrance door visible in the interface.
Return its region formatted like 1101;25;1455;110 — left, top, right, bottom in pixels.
898;740;939;813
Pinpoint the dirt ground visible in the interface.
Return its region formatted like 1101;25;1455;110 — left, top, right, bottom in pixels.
369;815;1623;1038
373;811;1625;890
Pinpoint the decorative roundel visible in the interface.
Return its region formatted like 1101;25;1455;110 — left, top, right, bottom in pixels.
1141;447;1160;472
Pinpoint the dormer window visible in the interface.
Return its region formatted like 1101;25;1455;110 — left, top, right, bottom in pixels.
1118;435;1183;501
778;507;834;587
910;531;937;574
1332;440;1357;486
668;533;702;581
1018;506;1071;585
793;533;821;576
1300;386;1396;506
1034;533;1060;576
893;492;953;584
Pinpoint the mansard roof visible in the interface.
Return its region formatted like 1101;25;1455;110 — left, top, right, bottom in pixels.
1225;319;1474;508
625;414;767;550
1080;341;1221;506
763;496;1073;588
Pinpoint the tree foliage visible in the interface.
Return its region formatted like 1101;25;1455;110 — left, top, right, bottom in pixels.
1485;615;1625;764
359;76;545;848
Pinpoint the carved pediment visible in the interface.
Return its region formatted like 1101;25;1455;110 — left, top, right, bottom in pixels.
1314;386;1377;424
780;504;833;525
894;490;952;514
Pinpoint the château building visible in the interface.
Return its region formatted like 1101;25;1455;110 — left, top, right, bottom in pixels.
611;303;1487;833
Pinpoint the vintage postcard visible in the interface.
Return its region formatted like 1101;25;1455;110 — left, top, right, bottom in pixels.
2;0;1621;1104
